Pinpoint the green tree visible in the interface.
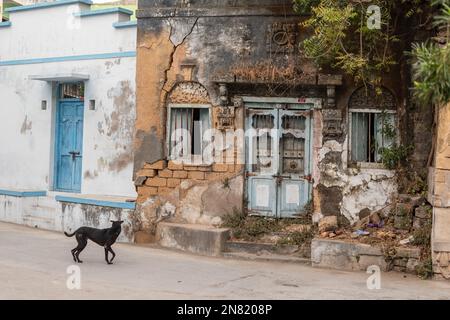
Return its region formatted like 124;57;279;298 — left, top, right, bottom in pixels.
412;0;450;106
294;0;432;87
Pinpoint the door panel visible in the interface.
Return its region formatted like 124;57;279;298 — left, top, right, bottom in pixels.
246;105;312;218
55;101;84;192
248;177;277;217
246;109;279;216
278;109;312;217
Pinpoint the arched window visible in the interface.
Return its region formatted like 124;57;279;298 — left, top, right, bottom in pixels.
348;86;397;164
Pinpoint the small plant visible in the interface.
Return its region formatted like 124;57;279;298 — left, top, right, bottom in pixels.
222;177;231;189
407;175;428;196
377;111;413;170
379;145;413;170
416;257;434;280
221;207;246;230
412;220;432;247
277;226;317;247
221;209;281;241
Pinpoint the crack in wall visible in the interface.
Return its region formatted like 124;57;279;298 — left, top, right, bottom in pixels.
161;17;200;94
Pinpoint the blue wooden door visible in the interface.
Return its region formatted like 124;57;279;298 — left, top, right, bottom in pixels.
55;101;84;192
246;108;279;217
277;109;312;218
246;104;313;218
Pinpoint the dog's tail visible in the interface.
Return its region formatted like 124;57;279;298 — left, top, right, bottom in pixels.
64;231;76;237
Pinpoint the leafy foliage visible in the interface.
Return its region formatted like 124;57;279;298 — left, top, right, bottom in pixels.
412;2;450;106
294;0;428;86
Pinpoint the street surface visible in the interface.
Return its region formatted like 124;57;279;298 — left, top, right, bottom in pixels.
0;222;449;300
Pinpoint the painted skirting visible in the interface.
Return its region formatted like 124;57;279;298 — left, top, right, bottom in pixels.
0;21;12;28
55;195;136;209
5;0;93;13
0;189;47;198
0;51;136;66
75;7;133;17
113;21;137;28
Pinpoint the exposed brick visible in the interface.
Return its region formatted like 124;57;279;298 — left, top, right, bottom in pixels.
158;187;174;194
212;163;228;172
138;169;157;178
145;177;167;187
173;170;188;179
188;171;205;180
134;176;147;187
145;160;167;170
228;164;235;173
184;165;212;172
159;169;173;178
167;178;181;188
138;186;158;198
168;161;184;171
206;172;225;181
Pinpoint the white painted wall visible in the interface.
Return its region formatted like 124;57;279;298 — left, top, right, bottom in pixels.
0;194;136;242
0;2;137;197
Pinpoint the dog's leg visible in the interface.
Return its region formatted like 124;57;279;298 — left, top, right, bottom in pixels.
71;248;78;262
108;247;116;263
75;235;87;263
104;246;112;265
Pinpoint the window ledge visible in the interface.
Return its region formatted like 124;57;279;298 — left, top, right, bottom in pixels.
349;162;392;170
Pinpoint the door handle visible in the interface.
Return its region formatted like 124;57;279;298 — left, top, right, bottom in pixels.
69;151;80;160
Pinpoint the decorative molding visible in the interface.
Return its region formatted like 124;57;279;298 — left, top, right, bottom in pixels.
266;22;298;54
349;86;396;110
168;82;210;104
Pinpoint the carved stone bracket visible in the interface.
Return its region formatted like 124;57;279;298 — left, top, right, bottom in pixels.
219;83;229;107
216;106;236;130
322;109;343;138
326;85;336;108
215;95;242;131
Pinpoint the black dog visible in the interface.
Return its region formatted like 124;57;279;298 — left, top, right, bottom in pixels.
64;221;124;265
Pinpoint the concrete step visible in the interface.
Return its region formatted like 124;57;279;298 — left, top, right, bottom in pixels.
225;241;301;255
223;251;311;265
156;222;231;257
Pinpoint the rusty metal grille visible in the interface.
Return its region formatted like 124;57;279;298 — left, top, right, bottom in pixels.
251;114;275;172
281;115;305;174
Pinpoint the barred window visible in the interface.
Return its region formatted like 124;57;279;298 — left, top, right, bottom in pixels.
350;110;396;163
168;104;210;162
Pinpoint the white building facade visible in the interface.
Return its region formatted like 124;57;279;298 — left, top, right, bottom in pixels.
0;0;137;241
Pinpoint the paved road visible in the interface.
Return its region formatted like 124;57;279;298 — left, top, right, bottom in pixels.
0;222;449;300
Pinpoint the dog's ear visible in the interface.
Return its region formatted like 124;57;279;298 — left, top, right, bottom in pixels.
119;221;124;224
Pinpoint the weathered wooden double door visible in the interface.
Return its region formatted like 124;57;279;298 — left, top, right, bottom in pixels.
246;103;313;218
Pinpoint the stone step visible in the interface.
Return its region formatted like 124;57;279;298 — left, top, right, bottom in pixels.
225;241;302;256
223;251;311;265
156;222;231;257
